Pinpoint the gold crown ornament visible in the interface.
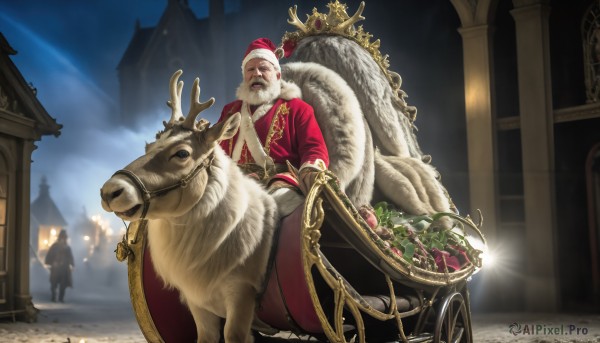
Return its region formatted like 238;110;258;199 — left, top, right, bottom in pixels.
281;1;417;123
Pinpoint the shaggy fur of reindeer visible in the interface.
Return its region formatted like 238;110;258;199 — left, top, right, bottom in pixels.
100;70;278;343
285;35;454;215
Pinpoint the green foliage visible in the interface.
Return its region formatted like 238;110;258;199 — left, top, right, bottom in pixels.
372;202;480;271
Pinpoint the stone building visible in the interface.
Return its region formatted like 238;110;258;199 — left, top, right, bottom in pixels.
118;0;227;126
117;0;293;126
0;33;61;321
450;0;599;312
118;0;599;312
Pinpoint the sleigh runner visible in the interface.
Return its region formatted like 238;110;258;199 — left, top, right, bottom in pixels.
108;1;488;342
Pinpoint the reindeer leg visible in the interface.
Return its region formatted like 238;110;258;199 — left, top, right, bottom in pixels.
189;305;221;343
224;284;256;343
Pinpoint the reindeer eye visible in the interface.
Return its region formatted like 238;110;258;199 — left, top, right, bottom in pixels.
173;150;190;159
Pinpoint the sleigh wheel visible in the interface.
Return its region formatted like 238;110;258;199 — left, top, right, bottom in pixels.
433;292;471;343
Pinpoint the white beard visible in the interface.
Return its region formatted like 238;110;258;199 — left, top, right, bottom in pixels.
236;78;281;105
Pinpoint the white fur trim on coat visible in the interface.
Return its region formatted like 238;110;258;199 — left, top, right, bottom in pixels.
231;102;273;166
279;79;302;100
231;79;301;165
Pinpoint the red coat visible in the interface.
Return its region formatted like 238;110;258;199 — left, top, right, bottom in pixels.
218;98;329;184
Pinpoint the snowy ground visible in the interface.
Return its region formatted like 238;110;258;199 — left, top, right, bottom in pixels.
1;258;599;343
0;290;144;343
0;289;599;343
10;217;597;342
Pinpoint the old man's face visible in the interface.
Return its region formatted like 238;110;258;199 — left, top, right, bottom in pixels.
244;58;280;86
241;58;281;105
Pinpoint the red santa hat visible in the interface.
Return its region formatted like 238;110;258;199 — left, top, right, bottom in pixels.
241;38;283;73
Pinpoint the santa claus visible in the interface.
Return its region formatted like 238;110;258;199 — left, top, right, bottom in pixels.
217;37;329;216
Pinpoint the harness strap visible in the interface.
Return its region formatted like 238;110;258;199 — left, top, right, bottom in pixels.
113;153;214;220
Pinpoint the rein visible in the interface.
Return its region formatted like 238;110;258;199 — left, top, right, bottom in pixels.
113;153;215;219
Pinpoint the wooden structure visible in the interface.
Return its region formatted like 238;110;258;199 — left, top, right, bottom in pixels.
0;33;62;321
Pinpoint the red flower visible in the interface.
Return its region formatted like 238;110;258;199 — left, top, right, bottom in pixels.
391;247;403;257
449;245;471;266
358;206;378;229
432;248;461;272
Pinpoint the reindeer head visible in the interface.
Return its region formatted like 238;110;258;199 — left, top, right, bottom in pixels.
100;70;241;221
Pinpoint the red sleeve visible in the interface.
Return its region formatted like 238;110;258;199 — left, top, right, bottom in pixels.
218;101;242;154
292;99;329;170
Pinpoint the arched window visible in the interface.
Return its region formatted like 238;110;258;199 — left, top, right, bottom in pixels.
582;1;600;102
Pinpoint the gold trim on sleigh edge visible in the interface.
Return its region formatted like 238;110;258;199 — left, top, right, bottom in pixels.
126;220;165;343
301;172;406;343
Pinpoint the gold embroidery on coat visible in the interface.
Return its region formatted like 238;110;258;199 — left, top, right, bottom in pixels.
264;103;289;155
241;144;255;163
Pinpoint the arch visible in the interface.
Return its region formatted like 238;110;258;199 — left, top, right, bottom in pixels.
582;0;600;102
450;0;501;27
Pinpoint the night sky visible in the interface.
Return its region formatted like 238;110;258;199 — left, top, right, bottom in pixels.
0;0;468;231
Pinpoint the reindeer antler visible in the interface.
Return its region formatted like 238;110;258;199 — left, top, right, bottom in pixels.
166;70;184;127
182;77;215;131
288;5;308;33
335;1;365;34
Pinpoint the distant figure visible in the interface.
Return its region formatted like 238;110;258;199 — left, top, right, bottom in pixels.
44;230;74;302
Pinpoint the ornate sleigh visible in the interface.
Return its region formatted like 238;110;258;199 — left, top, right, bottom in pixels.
120;171;485;343
116;2;487;342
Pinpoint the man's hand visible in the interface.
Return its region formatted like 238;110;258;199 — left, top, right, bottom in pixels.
285;160;325;195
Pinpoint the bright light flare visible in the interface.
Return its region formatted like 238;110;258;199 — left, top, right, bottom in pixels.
480;250;496;269
473;240;516;278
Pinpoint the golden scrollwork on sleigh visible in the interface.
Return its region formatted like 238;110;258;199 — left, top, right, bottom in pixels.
106;1;488;342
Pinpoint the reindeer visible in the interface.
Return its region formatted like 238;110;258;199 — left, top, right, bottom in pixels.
100;70;279;343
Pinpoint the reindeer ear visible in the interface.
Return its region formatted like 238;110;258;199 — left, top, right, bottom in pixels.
206;112;241;143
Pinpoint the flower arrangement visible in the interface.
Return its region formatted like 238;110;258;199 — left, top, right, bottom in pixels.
359;202;483;273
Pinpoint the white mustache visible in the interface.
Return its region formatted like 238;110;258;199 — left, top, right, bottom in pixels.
249;78;267;87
